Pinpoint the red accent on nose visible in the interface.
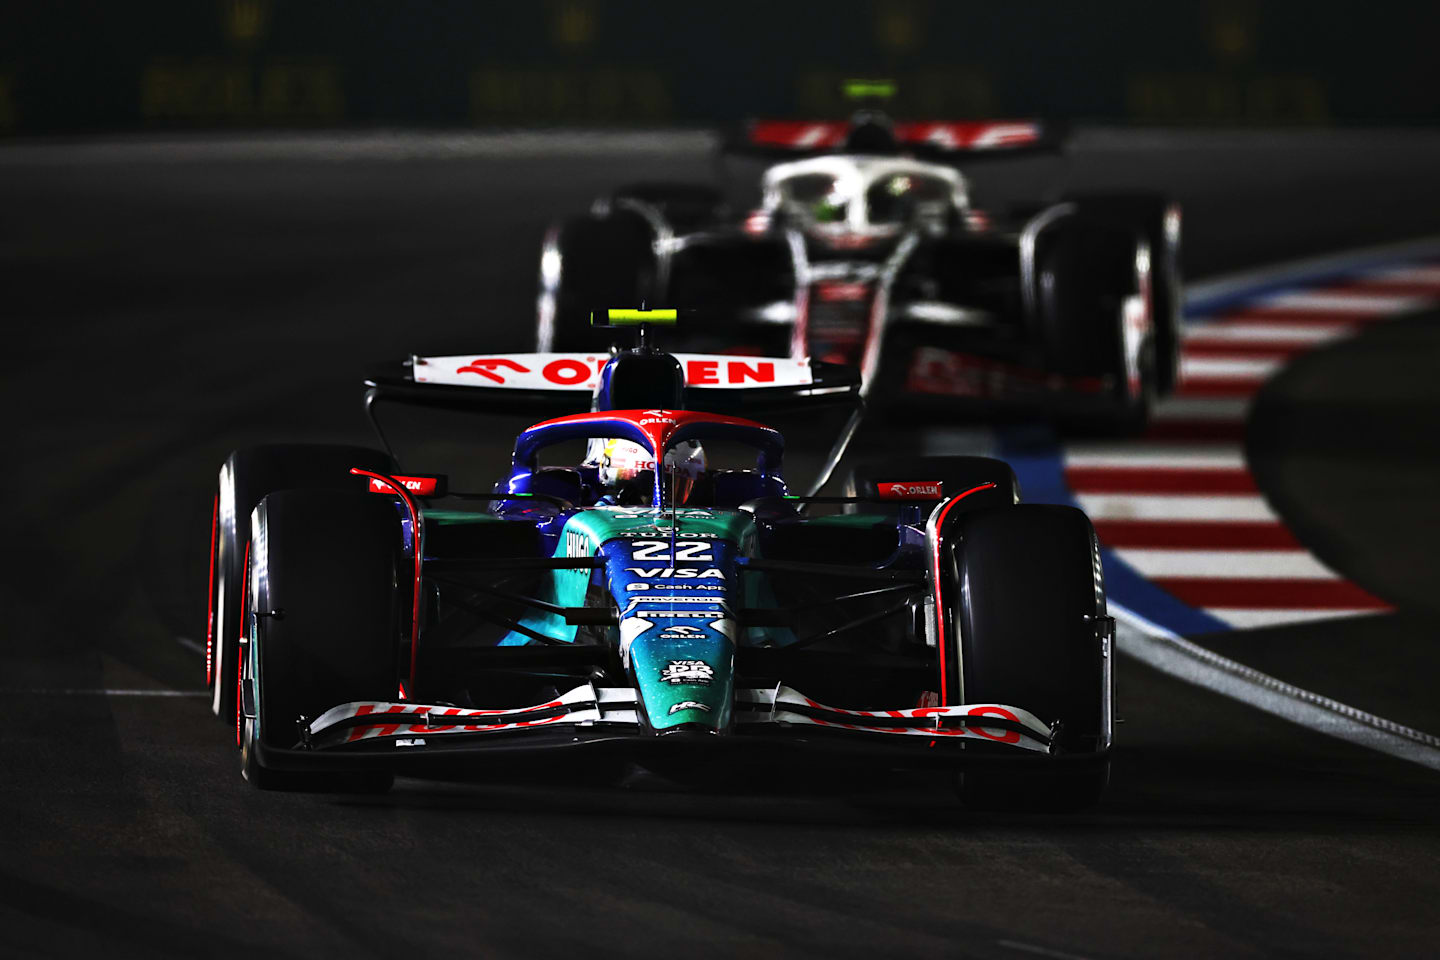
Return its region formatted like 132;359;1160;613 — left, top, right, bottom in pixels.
352;468;424;695
929;483;1001;705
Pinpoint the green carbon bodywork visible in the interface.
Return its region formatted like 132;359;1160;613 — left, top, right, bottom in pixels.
430;506;886;732
562;507;758;731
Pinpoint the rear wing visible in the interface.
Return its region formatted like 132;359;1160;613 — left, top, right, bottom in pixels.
726;118;1069;161
364;352;861;418
364;351;864;497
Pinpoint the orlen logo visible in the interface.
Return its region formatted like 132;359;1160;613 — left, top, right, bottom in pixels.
454;357;532;383
682;359;777;385
455;356;605;386
368;476;439;496
876;481;944;501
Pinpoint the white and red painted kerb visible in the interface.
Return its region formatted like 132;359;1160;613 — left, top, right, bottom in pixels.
1059;256;1440;632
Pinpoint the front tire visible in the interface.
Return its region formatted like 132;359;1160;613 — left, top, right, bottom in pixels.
241;489;402;792
940;505;1112;810
208;444;395;725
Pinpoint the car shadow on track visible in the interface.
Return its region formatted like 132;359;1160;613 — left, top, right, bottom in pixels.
303;739;1438;836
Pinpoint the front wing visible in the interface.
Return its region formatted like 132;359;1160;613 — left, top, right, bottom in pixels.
290;684;1061;756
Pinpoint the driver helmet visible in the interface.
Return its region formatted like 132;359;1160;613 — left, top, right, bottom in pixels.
587;438;707;505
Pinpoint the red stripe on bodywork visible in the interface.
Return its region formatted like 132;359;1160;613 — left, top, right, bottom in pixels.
1092;520;1301;549
1154;577;1390;610
930;483;1000;705
1065;466;1258;494
351;469;423;694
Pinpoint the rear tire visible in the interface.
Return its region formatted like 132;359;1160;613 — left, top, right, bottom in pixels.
241;489;402;792
537;211;655;352
1062;193;1182;394
611;182;724;233
1034;217;1155;432
208;444;394;726
941;505;1112;810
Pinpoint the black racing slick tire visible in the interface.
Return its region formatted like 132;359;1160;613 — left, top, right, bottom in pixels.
939;505;1112;811
611;182;724;233
536;210;655;352
1034;216;1156;432
1062;193;1183;395
240;489;401;792
207;444;395;728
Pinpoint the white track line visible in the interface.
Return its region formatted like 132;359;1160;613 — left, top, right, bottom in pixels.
1182;234;1440;310
1064;443;1246;469
1362;265;1440;285
1180;356;1283;379
1208;608;1388;629
1113;608;1440;771
1183;321;1354;345
1076;493;1277;522
1113;549;1339;579
1250;291;1427;314
1151;396;1251;421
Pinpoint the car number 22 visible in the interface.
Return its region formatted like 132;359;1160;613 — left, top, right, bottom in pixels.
629;540;713;562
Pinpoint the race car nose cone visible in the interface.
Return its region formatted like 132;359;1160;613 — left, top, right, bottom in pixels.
655;722;721;737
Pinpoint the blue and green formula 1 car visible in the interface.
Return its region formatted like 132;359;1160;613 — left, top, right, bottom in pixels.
203;315;1115;808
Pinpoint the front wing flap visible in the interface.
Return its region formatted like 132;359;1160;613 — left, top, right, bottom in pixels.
301;684;1058;755
737;686;1056;753
303;683;640;748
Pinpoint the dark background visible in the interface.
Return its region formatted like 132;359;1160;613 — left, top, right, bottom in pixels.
4;3;1440;957
3;0;1440;136
2;141;1439;958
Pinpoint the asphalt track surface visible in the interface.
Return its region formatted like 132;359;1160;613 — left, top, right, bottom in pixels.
3;130;1440;958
